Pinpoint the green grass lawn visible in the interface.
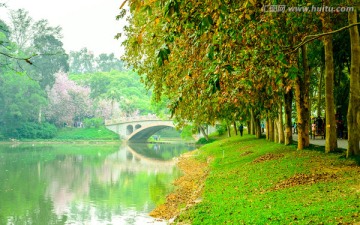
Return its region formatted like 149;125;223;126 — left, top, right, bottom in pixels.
177;133;360;224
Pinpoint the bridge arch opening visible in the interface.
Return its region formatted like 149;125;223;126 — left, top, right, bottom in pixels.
126;125;134;135
135;124;141;130
128;125;175;142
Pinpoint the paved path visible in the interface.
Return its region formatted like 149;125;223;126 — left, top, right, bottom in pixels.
292;134;349;149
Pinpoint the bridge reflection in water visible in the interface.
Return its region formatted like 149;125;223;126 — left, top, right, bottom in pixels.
103;142;196;174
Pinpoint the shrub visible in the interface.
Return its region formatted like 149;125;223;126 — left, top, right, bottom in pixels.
216;124;227;135
16;122;57;139
196;137;215;144
83;117;104;128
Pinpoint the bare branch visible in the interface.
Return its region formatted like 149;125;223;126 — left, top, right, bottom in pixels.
120;0;128;9
285;22;360;53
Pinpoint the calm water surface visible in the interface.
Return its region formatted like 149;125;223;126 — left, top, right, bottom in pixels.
0;142;195;225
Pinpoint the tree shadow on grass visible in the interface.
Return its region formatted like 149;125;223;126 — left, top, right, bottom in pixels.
306;144;360;166
338;154;360;166
351;156;360;165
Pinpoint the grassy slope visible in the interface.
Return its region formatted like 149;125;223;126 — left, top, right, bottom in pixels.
177;133;360;224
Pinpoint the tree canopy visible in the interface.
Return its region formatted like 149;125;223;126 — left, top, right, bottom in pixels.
119;0;360;154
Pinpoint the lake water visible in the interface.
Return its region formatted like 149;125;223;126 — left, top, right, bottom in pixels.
0;142;195;225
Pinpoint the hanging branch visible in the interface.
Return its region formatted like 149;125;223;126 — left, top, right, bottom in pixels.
120;0;128;9
0;52;37;64
284;22;360;53
0;51;67;64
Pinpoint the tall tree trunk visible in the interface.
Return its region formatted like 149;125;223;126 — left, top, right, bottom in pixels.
322;6;338;152
269;118;275;142
250;108;255;135
278;102;285;144
294;45;310;150
247;121;251;134
38;108;42;123
233;121;238;135
255;118;261;138
266;118;270;140
199;125;209;141
227;124;231;137
274;118;279;143
347;9;360;156
284;87;293;145
317;66;324;117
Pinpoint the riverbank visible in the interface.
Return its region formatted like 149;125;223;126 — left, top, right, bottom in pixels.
149;150;210;221
152;134;360;224
0;126;120;143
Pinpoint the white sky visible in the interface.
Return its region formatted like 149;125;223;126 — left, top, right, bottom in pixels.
0;0;126;57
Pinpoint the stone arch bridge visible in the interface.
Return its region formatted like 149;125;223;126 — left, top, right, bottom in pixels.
105;115;216;142
105;116;177;141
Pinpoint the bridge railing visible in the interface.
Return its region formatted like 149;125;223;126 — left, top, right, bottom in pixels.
105;115;170;125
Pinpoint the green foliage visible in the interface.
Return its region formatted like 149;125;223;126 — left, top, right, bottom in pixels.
215;123;227;136
54;126;119;140
178;135;360;224
69;48;123;74
83;117;104;128
16;122;57;139
30;34;69;88
180;125;195;140
70;70;153;116
153;127;181;138
195;137;215;145
0;71;47;138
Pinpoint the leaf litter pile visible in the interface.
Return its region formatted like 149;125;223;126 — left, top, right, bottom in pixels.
252;153;284;163
150;151;210;220
272;172;339;190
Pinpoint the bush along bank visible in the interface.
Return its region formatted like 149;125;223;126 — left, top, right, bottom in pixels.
53;126;119;141
155;134;360;224
1;126;120;142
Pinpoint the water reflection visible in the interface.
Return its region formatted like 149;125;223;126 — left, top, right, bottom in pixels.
0;142;194;225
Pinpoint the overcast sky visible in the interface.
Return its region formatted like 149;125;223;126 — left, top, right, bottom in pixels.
0;0;126;57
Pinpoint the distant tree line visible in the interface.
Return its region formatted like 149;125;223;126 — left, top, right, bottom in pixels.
0;7;158;139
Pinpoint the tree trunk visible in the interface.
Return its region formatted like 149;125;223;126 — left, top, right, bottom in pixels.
255;118;261;138
294;45;310;150
247;121;251;134
347;9;360;156
38;107;42;123
322;7;338;152
266;118;270;140
233;121;238;135
284;87;293;145
269;118;275;142
274;118;279;143
250;108;255;135
278;102;285;144
227;124;231;137
317;67;324;117
199;125;209;141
